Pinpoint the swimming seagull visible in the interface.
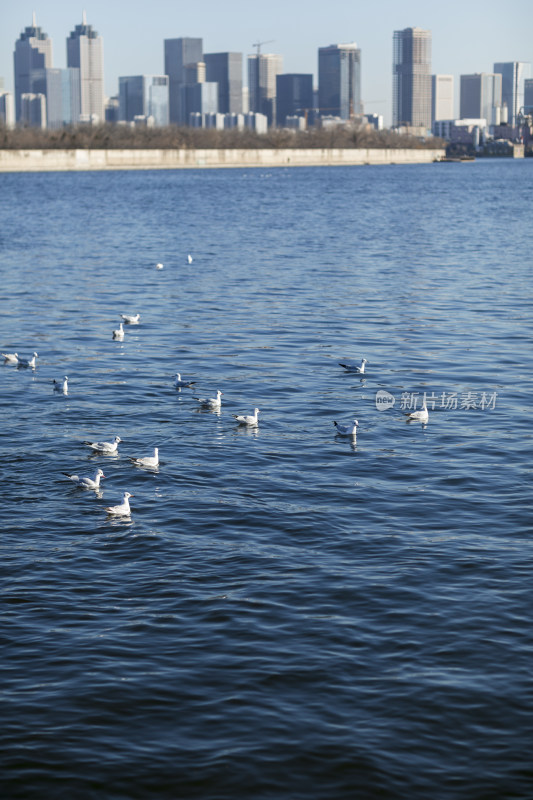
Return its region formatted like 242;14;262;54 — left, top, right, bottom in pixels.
339;358;367;373
84;435;121;454
333;419;359;437
2;352;18;364
130;447;159;468
62;467;105;489
120;313;140;324
112;322;124;340
405;400;428;423
53;376;68;395
105;491;133;516
187;254;193;264
18;352;38;368
156;263;164;270
194;389;223;410
174;372;196;388
233;408;260;425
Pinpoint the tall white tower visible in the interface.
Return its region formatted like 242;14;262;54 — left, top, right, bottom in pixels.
67;12;105;123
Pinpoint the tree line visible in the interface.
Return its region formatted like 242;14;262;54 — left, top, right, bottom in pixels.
0;123;444;150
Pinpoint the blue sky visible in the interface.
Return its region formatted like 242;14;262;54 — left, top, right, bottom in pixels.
1;0;531;124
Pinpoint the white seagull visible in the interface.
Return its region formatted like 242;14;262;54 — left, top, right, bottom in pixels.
53;376;68;395
333;419;359;437
156;262;164;270
187;254;193;264
194;389;223;410
174;372;196;388
233;408;260;425
84;435;121;454
405;400;429;423
130;447;159;468
105;491;133;516
339;358;367;373
2;352;18;364
112;322;125;340
62;467;105;490
120;313;140;324
18;352;38;368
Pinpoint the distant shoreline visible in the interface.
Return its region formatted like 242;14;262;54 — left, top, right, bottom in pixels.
0;147;446;173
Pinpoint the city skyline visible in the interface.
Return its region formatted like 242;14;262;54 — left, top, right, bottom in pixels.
1;0;532;126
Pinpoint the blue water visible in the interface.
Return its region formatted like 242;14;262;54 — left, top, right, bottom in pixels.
1;160;532;799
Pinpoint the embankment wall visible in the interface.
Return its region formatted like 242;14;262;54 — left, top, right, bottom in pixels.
0;147;446;172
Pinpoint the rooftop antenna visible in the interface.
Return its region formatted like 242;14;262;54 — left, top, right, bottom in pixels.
82;9;87;24
252;39;274;56
32;11;37;27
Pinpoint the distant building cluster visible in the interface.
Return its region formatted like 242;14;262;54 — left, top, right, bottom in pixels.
0;15;531;149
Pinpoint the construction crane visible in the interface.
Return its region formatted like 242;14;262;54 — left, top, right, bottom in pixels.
252;40;274;56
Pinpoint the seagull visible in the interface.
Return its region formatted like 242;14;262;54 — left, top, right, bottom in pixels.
2;352;18;364
333;419;359;437
62;467;105;489
105;491;133;516
174;372;196;388
84;435;121;453
18;352;38;368
194;389;222;410
187;254;193;264
233;408;260;425
112;322;124;340
53;376;68;395
120;313;140;324
339;358;367;373
130;447;159;468
405;400;429;423
156;263;164;270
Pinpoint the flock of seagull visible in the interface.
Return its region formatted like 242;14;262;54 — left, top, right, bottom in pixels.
3;314;429;519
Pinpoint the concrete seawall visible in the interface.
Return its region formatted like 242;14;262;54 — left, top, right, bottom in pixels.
0;147;446;173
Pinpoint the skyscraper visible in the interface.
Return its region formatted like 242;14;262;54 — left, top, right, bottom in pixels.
431;74;454;124
119;76;169;126
493;62;531;125
33;68;81;128
204;52;243;114
460;73;502;124
13;13;53;122
525;79;533;113
67;13;105;123
276;74;314;126
248;53;283;126
318;43;362;120
393;27;432;129
164;38;203;124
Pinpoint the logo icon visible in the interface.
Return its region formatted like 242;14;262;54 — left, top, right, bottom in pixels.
375;390;395;411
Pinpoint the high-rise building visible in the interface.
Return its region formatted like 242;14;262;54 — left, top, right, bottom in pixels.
525;79;533;113
119;75;169;126
276;74;313;126
67;13;105;123
393;27;432;129
204;52;243;114
248;53;283;126
493;62;531;125
164;38;203;124
460;73;502;124
318;43;362;120
13;13;53;122
21;93;46;128
0;91;15;128
182;81;218;124
432;74;454;123
33;67;81;128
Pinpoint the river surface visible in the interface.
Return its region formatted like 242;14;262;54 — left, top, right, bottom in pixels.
1;160;532;799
